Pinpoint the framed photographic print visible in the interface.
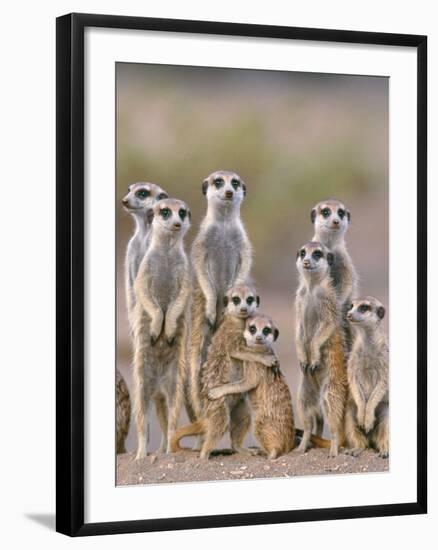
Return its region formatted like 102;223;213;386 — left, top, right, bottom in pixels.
56;12;427;536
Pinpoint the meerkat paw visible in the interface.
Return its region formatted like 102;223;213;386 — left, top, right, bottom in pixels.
344;447;365;457
378;450;389;459
166;336;175;347
309;363;320;375
296;441;310;454
328;442;339;458
363;413;376;434
208;387;224;400
299;362;309;374
135;449;147;460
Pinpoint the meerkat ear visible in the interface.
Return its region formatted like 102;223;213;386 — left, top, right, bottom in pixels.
347;210;351;222
187;209;192;221
157;192;168;201
377;306;386;319
256;295;260;307
327;252;334;266
202;179;209;195
242;183;247;196
146;208;154;224
223;296;229;307
311;208;317;224
273;327;280;341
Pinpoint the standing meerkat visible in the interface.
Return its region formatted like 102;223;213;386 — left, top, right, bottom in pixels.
171;284;279;459
132;198;191;459
122;182;168;326
344;296;389;458
188;170;252;422
116;369;131;454
311;199;358;344
295;241;347;457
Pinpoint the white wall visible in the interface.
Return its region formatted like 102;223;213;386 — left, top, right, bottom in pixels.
0;0;434;547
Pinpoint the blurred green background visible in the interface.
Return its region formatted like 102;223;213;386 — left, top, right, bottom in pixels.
116;63;388;454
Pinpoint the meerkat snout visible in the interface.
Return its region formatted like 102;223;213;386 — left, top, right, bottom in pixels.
225;190;234;199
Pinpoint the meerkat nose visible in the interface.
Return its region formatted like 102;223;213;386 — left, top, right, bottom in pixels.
173;222;181;228
225;190;233;199
240;307;247;313
122;198;129;206
256;335;263;341
333;219;340;225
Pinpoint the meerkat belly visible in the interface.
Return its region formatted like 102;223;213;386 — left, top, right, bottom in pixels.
149;253;183;310
302;301;322;348
206;226;243;294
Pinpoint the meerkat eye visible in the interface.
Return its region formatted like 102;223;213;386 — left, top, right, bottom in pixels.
262;327;272;336
246;296;255;305
160;207;171;219
214;178;224;189
359;304;370;313
249;325;257;335
321;208;331;218
179;208;187;220
299;249;306;258
338;208;345;219
312;250;323;260
157;192;168;201
232;297;241;305
136;189;150;199
231;179;240;190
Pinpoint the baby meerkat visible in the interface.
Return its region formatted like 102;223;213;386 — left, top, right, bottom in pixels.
116;369;131;454
311;199;358;344
122;182;168;326
171;284;279;459
344;296;389;458
295;241;347;457
208;314;295;459
208;315;331;458
188;171;252;423
132;198;191;459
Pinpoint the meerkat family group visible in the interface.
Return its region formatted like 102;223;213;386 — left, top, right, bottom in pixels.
117;171;389;464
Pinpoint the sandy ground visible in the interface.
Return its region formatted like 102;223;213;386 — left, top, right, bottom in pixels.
117;448;388;486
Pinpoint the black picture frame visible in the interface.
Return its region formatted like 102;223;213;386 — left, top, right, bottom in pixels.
56;12;427;537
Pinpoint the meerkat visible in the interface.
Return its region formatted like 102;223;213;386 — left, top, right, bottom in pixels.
122;182;168;326
116;369;131;454
295;241;347;457
188;171;252;424
132;198;191;459
207;314;294;459
208;314;331;458
344;296;389;458
171;284;279;459
311;199;358;345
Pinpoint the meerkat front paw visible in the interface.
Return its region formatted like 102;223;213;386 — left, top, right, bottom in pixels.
208;387;224;400
150;318;164;345
363;412;376;434
299;362;309;374
356;408;366;429
309;363;320;375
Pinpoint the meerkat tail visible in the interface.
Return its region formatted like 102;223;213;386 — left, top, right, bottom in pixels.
170;420;205;452
295;428;332;449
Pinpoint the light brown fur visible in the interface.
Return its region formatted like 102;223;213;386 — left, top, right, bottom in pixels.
295;242;347;457
116;369;131;454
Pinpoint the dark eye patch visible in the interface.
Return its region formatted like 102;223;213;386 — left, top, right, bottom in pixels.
359;304;370;313
179;208;187;221
136;189;150;199
160;207;171;219
262;327;272;336
232;296;241;305
312;250;323;260
246;296;255;305
338;208;345;219
231;179;240;190
157;192;168;201
249;325;256;335
321;207;331;218
214;178;224;188
299;249;306;258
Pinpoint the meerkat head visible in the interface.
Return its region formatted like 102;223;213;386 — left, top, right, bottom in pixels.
201;170;246;208
122;182;168;214
347;296;386;326
296;241;334;280
311;199;350;241
223;283;260;319
244;314;279;349
147;198;191;237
